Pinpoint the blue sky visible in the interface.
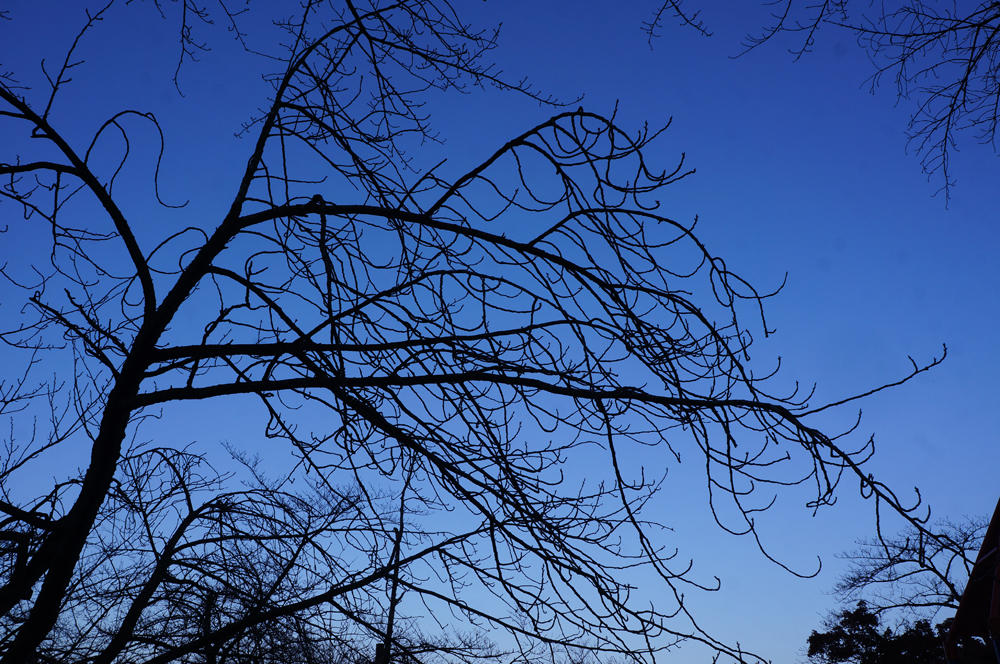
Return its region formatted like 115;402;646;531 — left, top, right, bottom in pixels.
2;2;998;663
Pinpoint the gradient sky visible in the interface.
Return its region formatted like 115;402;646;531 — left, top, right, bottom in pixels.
2;2;998;663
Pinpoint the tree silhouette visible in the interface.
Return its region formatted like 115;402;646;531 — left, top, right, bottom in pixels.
833;515;987;620
809;515;993;664
0;2;941;663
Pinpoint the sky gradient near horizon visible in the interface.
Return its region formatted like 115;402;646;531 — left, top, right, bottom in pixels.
2;2;998;662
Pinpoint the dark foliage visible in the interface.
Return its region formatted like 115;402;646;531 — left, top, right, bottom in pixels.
806;601;993;664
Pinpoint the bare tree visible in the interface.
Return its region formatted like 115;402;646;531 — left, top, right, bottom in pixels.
832;515;987;622
800;516;990;664
0;2;941;663
651;0;1000;199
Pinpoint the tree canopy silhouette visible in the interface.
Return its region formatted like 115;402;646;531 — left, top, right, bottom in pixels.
806;601;993;664
0;2;942;663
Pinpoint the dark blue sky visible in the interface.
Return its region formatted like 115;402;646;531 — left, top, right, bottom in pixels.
2;2;997;662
